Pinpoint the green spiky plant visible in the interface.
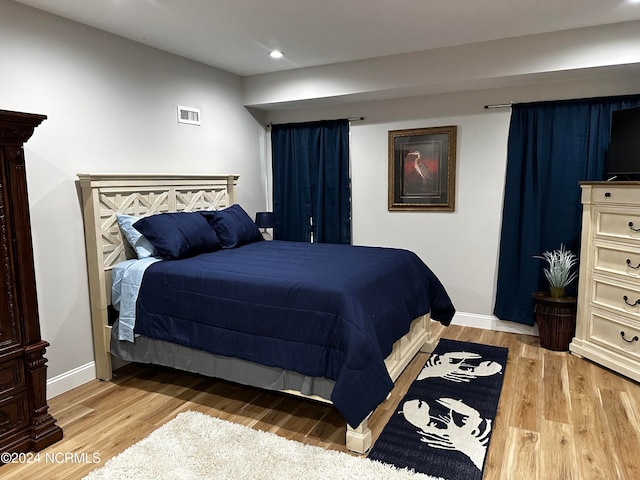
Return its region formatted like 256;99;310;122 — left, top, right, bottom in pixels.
534;244;578;297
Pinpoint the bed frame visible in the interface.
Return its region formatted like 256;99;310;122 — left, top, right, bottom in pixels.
77;173;435;453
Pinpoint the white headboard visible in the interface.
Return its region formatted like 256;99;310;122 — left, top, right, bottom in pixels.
77;173;239;380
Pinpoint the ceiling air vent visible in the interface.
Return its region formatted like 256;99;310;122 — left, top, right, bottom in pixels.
177;105;201;126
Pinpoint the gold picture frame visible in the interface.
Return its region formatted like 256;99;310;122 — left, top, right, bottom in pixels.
388;125;457;211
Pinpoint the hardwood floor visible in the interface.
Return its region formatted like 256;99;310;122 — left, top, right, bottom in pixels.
2;323;639;479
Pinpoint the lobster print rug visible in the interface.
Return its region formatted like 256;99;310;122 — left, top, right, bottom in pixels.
368;339;508;480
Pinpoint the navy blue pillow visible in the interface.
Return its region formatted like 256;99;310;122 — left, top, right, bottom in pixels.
133;212;221;260
201;204;263;249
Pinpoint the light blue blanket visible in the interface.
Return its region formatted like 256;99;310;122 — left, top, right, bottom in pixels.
111;257;161;342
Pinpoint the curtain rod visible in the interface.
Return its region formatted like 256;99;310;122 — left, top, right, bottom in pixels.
266;117;364;128
484;102;513;109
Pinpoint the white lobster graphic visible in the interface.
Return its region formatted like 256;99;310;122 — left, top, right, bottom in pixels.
397;349;503;469
399;397;491;470
417;351;503;383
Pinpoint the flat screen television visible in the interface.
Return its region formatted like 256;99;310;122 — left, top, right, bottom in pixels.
607;106;640;180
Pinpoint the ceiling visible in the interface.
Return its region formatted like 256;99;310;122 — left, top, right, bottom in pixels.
12;0;640;77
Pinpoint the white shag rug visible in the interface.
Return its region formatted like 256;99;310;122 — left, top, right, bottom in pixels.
82;411;442;480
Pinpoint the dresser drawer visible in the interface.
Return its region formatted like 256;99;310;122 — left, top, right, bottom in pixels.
588;184;640;205
595;209;640;244
0;391;29;438
592;277;640;320
0;359;25;396
594;243;640;279
589;311;640;362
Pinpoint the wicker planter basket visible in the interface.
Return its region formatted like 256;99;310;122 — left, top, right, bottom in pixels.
532;291;577;351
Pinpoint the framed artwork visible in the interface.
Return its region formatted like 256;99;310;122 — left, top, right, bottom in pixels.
388;125;457;211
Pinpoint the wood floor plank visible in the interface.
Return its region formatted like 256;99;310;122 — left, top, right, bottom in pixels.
540;419;578;480
566;352;597;396
570;392;618;480
591;362;632;393
303;408;345;450
599;389;640;480
542;351;571;424
506;357;541;432
518;333;541;360
482;410;508;479
624;379;640;427
500;427;540;480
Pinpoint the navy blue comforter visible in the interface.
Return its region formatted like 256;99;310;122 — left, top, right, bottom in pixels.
135;240;455;427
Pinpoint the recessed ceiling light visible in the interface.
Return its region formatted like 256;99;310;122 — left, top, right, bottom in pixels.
269;50;284;59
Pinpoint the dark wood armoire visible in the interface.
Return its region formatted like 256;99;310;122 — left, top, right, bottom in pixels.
0;110;62;456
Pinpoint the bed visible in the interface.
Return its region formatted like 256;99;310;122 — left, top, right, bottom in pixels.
77;173;455;453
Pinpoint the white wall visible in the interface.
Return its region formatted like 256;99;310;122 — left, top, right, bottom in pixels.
0;1;266;391
265;75;640;332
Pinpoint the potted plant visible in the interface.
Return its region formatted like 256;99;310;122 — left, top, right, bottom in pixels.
533;244;579;351
534;244;578;298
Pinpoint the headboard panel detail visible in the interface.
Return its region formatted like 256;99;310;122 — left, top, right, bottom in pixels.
77;173;239;380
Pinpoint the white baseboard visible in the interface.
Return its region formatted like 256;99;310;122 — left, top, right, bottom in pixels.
451;311;539;336
47;361;96;400
44;314;537;400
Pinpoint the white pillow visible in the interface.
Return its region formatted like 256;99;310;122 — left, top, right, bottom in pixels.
115;214;157;259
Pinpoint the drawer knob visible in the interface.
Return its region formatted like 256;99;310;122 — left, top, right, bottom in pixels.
620;331;639;344
629;221;640;232
626;259;640;269
605;192;612;197
623;295;640;307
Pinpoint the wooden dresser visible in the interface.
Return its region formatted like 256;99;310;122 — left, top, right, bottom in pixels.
0;110;62;456
570;182;640;382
